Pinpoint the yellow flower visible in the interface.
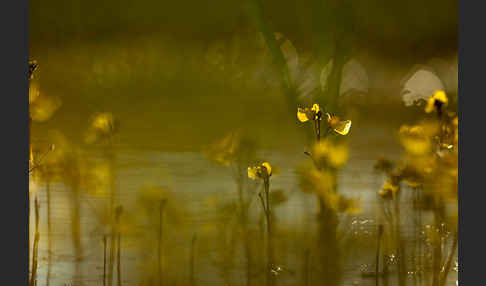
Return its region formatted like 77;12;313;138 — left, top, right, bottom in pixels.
247;166;259;180
297;103;322;122
93;113;116;134
248;162;273;180
86;112;117;144
379;179;400;199
398;124;435;155
326;113;352;135
262;162;272;176
425;90;448;113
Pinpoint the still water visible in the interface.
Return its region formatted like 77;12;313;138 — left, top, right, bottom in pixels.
29;129;458;285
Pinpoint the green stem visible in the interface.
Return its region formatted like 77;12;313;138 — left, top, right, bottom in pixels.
190;233;197;286
264;178;274;286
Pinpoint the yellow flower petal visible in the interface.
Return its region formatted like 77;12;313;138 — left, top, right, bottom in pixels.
311;104;320;114
262;162;272;176
297;108;310;122
248;167;258;180
433;90;448;104
333;120;352;135
425;90;448;113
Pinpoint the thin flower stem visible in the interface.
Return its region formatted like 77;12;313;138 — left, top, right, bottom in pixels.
116;207;122;286
264;178;275;286
376;224;384;286
190;233;197;286
30;196;40;286
103;235;107;286
159;200;166;286
439;232;458;286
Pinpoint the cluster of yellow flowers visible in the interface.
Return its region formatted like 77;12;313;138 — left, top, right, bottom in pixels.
377;90;458;206
294;103;358;214
297;103;352;135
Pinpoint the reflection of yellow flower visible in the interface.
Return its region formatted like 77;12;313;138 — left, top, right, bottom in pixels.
313;140;349;168
297;104;322;122
248;162;272;180
425;90;448;113
326;113;352;135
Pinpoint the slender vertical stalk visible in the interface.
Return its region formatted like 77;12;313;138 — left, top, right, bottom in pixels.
303;249;310;286
103;235;107;286
376;225;384;286
439;232;458;286
237;168;253;286
190;233;197;286
158;200;165;286
46;181;52;286
263;178;275;286
432;205;445;286
71;184;82;284
107;146;116;286
116;206;123;286
30;196;40;286
393;192;406;286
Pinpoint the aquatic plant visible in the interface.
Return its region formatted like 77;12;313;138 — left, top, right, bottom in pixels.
248;161;275;286
375;90;458;286
205;131;260;286
296;102;356;286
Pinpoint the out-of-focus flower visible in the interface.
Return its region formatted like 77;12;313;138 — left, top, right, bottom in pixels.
28;81;61;122
326;113;352;135
398;124;437;155
425;90;448;114
248;162;272;180
85;112;117;144
29;94;62;122
205;132;241;166
297;104;322;122
297;165;335;195
312;140;349;168
378;175;401;199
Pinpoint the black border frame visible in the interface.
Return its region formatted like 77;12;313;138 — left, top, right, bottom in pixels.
0;0;29;283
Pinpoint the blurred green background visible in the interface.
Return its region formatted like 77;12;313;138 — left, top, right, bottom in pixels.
29;0;458;150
